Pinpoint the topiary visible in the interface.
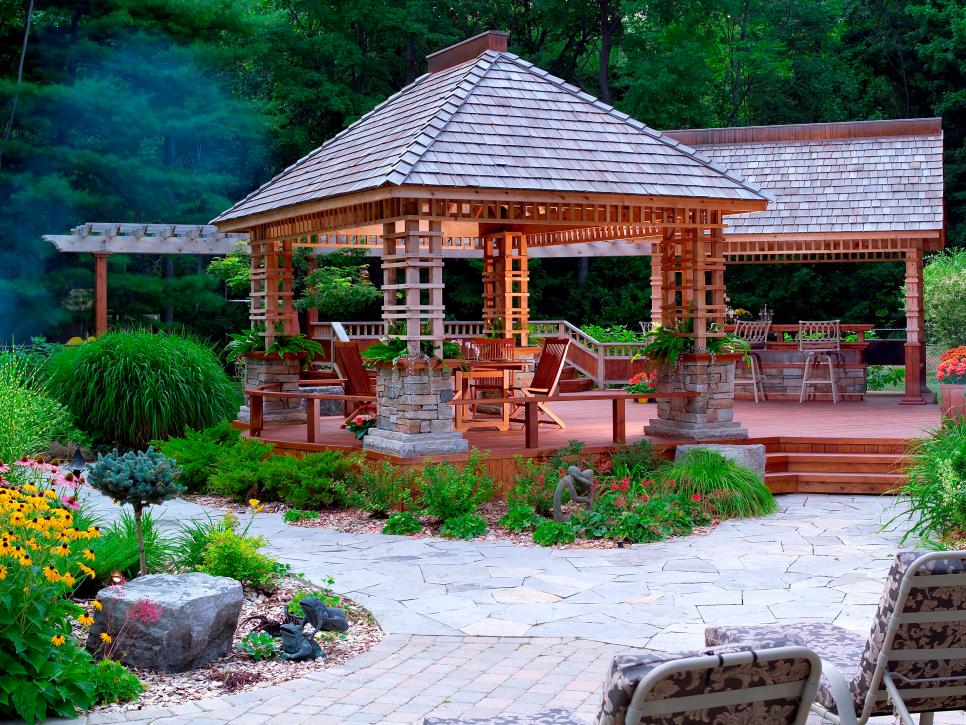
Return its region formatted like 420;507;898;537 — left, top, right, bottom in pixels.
87;447;183;576
45;330;240;449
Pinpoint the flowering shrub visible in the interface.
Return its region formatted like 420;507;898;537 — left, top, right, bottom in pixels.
345;406;377;440
937;346;966;386
625;371;657;395
0;460;141;721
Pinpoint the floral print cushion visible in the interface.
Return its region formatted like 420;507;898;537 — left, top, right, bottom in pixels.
424;709;585;724
595;644;816;725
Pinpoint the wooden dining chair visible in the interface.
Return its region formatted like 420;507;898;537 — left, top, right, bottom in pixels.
509;336;570;430
453;338;517;432
333;341;376;427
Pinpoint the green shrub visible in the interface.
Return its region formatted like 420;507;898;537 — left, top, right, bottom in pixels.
262;451;356;509
924;249;966;348
440;512;488;539
352;461;413;515
170;516;220;571
892;419;966;546
508;458;557;516
89;510;172;581
661;450;777;518
382;511;422;535
0;353;81;464
154;421;241;492
236;632;279;661
287;584;344;616
419;449;493;521
499;504;543;532
45;330;240;449
283;509;320;523
532;519;577;546
198;515;281;591
91;660;143;705
205;438;274;500
611;440;664;479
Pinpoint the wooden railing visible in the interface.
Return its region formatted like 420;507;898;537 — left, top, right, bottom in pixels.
314;319;650;388
247;384;375;444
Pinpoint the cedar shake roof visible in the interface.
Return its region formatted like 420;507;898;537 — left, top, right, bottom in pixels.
665;119;944;236
213;48;766;224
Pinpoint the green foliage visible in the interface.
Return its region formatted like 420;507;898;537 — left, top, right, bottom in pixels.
236;632;279;661
88;448;183;509
924;250;966;348
581;324;646;342
225;325;324;364
169;515;224;571
611;440;665;479
382;511;423;535
154;421;242;493
204;438;275;500
867;365;906;391
440;512;488;540
207;252;252;294
287;584;343;616
532;519;577;547
508;458;557;516
89;510;172;581
199;526;280;592
91;660;144;706
418;449;494;521
891;419;966;546
351;461;413;515
0;352;81;464
45;331;239;449
261;451;355;510
296;260;382;318
283;509;320;524
498;504;543;533
661;450;777;518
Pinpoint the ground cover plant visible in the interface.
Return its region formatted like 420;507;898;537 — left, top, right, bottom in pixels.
45;330;240;449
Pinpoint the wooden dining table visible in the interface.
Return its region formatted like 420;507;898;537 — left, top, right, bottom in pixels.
453;360;528;432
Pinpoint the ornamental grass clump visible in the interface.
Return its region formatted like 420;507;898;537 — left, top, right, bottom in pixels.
87;448;183;576
45;330;240;449
661;449;777;519
0;460;141;721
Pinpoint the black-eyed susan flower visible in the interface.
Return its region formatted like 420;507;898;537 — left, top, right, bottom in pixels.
86;526;100;539
51;543;71;557
83;549;95;561
44;490;58;499
78;563;95;578
100;632;112;644
25;537;40;551
91;600;103;611
17;555;31;567
0;565;6;580
50;635;65;646
78;614;94;627
43;565;60;582
61;573;76;587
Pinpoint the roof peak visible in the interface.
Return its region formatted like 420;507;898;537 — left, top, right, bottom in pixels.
427;30;509;73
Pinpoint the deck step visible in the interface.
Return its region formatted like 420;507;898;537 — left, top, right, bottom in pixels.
766;471;903;495
763;438;910;495
766;453;907;474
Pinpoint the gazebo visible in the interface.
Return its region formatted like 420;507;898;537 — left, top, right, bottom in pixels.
211;31;769;455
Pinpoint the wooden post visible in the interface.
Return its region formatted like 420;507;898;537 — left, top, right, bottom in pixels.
482;232;529;346
612;397;626;444
93;253;109;336
650;243;662;323
901;249;928;405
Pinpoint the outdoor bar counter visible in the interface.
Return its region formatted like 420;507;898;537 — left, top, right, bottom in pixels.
726;324;875;401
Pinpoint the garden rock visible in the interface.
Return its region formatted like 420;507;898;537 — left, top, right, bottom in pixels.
674;444;766;478
87;572;244;672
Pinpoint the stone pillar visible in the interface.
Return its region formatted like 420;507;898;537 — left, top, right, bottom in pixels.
237;354;304;425
644;354;748;440
363;364;468;456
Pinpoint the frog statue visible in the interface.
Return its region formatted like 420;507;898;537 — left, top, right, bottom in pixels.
278;623;323;662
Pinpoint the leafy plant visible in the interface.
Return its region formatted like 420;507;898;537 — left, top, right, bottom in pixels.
153;421;241;493
440;512;488;539
205;438;275;500
660;449;776;518
45;330;240;449
225;324;324;364
236;632;279;661
87;447;184;576
352;461;413;516
382;510;422;535
296;259;382;318
261;451;356;509
91;659;144;705
287;584;344;616
625;371;657;395
498;504;543;533
640;321;749;367
508;458;557;516
207;251;251;294
199;525;280;592
346;413;377;440
89;510;172;581
532;519;577;546
924;249;966;348
419;449;494;521
581;324;646;342
866;365;905;391
283;509;320;523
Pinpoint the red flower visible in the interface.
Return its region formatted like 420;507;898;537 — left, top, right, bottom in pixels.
690;494;702;502
355;416;364;426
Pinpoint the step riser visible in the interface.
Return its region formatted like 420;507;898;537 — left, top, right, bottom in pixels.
764;440;910;494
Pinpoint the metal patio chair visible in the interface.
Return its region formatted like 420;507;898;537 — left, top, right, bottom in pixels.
706;551;966;725
734;319;771;403
798;320;844;403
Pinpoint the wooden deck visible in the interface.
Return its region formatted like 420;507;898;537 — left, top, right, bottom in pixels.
244;394;939;495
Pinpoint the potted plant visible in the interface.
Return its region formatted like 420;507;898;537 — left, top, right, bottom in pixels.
640;321;750;367
625;371;657;403
225;324;325;367
937;346;966;420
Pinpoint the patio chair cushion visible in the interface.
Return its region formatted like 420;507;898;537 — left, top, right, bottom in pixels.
596;643;815;725
424;708;586;724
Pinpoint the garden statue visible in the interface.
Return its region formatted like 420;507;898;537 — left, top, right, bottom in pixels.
553;466;595;522
278;623;322;662
300;597;349;634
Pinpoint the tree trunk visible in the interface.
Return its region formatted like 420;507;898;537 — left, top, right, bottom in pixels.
0;0;35;171
598;0;620;105
134;505;146;577
577;257;590;285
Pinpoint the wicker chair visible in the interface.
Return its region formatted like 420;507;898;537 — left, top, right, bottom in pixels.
333;341;376;427
734;320;771;403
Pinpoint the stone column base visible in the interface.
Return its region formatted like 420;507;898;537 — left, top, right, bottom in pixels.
363;429;469;457
644;418;748;441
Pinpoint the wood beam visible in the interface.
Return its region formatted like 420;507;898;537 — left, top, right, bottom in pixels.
901;249;931;405
93;253;109;336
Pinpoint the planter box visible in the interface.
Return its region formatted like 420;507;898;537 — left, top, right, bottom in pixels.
941;384;966;420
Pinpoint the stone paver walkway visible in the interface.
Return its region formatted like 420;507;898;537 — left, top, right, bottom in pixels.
65;493;966;724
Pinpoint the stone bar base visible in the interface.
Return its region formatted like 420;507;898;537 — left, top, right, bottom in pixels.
238;354;304;424
644;356;748;441
363;363;468;457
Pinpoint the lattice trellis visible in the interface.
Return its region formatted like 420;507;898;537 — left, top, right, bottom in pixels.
250;237;298;346
381;219;445;355
482;232;529;346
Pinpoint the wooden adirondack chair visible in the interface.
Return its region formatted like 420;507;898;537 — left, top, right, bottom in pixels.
509;336;570;430
333;341;376;427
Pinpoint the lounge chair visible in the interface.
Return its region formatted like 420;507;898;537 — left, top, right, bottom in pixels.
705;551;966;725
509;336;570;430
425;644;822;725
333;341;376;427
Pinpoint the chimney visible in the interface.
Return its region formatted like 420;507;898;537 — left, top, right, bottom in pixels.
426;30;508;73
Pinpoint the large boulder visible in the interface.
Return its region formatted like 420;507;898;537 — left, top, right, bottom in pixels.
87;572;243;672
674;443;766;478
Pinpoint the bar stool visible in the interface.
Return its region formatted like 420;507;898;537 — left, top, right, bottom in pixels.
798;320;843;403
733;320;770;403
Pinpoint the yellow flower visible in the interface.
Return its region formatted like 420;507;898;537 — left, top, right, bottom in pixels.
21;484;38;494
25;537;40;551
99;633;112;644
0;565;6;580
51;543;71;557
248;498;260;508
18;555;31;567
10;512;24;525
90;600;103;611
43;565;60;582
50;635;65;646
78;614;94;627
86;526;100;539
78;563;96;578
83;549;95;561
61;573;76;587
44;490;58;499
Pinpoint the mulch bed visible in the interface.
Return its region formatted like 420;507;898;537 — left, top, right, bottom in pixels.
185;495;718;549
84;576;382;713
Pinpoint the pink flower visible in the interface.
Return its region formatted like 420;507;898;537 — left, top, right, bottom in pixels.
130;599;163;625
690;494;702;503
